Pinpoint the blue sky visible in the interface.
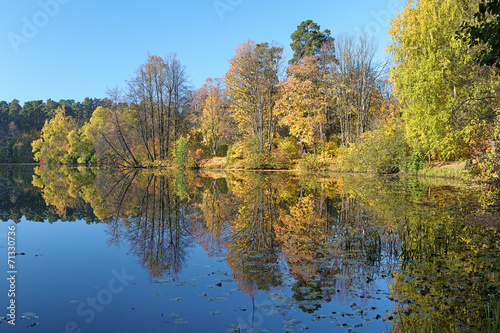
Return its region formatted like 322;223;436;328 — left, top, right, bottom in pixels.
0;0;404;104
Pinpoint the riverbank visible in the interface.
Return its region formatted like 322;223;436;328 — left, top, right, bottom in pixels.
197;156;471;181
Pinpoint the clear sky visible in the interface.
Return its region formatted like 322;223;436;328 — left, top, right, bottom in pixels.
0;0;404;104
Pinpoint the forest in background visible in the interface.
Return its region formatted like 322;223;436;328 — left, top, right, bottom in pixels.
3;0;500;184
0;98;104;163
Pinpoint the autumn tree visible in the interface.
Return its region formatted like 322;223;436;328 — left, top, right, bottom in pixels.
32;106;77;164
128;53;189;162
84;102;142;167
331;33;383;146
196;78;233;156
459;0;500;67
225;40;284;153
66;127;96;164
389;0;497;161
275;55;326;154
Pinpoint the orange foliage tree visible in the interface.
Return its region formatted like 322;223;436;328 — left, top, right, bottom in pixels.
275;55;327;155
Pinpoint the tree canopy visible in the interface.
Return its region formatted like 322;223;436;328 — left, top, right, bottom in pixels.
459;0;500;67
290;20;332;64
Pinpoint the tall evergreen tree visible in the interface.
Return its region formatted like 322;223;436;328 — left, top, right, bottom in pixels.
290;20;332;64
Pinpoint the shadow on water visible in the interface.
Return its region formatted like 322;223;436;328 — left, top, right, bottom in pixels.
0;165;499;331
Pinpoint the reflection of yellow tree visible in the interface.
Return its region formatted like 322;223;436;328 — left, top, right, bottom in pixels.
32;166;96;218
276;196;332;313
389;208;500;332
34;166;195;279
275;190;388;311
194;179;237;257
32;165;500;329
195;179;223;256
82;169;142;220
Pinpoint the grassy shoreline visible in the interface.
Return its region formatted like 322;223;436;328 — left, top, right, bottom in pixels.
8;158;475;184
197;156;473;181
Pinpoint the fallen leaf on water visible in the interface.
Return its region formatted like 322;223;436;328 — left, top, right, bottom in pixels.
169;297;183;301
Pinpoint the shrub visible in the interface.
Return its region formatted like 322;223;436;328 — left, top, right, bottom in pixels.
173;136;189;169
406;151;425;174
467;152;500;184
324;139;340;158
217;144;229;157
268;149;291;169
226;140;292;170
240;139;292;170
278;136;300;159
298;153;326;171
226;141;247;168
253;150;291;170
194;149;205;162
341;118;410;174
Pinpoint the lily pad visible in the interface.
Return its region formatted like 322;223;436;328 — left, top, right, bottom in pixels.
21;312;38;319
154;279;171;284
176;281;198;287
173;317;188;324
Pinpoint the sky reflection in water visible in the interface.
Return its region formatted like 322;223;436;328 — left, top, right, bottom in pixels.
0;166;498;332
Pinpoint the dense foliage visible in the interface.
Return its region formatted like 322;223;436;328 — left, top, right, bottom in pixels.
1;11;498;182
0;98;103;163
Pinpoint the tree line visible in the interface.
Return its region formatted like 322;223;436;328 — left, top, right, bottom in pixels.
29;21;391;170
7;1;500;182
0;98;104;163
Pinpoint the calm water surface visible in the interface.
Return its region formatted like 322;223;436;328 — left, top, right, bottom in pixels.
0;166;498;332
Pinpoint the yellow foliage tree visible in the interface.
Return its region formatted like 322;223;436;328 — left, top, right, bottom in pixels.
225;40;283;152
388;0;497;161
32;106;76;164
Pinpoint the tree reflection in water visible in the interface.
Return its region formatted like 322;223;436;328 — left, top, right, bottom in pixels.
102;172;194;278
22;166;499;331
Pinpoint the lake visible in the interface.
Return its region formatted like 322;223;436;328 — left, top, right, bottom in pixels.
0;166;498;332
